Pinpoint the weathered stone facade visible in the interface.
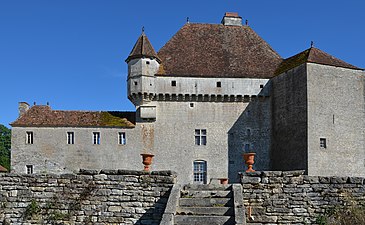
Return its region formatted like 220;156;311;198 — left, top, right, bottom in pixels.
10;12;365;184
0;170;176;225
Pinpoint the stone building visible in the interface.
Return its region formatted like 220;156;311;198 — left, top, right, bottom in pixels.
11;13;365;183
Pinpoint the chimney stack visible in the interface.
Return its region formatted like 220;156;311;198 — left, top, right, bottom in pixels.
221;12;242;26
18;102;30;117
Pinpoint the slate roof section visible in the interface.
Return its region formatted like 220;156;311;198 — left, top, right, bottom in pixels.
126;33;161;63
157;23;283;78
275;47;362;75
11;105;135;128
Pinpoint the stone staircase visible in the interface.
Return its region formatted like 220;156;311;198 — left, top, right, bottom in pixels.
161;184;245;225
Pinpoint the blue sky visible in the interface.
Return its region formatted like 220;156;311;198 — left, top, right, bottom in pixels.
1;1;364;127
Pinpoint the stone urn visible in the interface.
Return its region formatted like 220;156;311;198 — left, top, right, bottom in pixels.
243;153;256;172
140;153;154;172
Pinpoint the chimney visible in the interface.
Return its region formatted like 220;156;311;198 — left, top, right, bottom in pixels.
18;102;30;117
221;12;242;26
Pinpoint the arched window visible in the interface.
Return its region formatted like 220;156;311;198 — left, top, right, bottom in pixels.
193;160;207;184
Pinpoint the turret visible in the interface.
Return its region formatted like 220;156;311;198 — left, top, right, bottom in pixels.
125;31;160;107
126;31;160;121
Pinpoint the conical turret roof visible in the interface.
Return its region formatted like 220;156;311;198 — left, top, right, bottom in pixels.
126;32;160;63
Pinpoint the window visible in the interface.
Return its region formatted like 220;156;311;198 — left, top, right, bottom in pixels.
171;80;176;86
93;132;100;145
134;81;138;85
217;81;221;87
190;103;194;108
146;61;150;65
247;129;251;136
26;131;33;144
193;160;207;184
260;84;264;88
119;132;126;145
67;132;74;145
320;138;327;148
244;143;250;152
26;165;33;174
195;129;207;145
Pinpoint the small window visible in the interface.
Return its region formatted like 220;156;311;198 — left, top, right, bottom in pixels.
134;81;138;85
244;144;250;152
195;129;207;146
171;81;176;86
217;82;221;87
26;131;33;144
93;132;100;145
247;129;251;136
190;103;194;108
320;138;327;148
260;84;264;88
146;61;150;65
118;132;126;145
26;165;33;174
67;132;74;145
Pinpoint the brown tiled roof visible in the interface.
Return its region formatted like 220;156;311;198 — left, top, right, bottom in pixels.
0;165;8;172
275;47;362;75
125;33;161;63
157;23;283;78
11;105;135;128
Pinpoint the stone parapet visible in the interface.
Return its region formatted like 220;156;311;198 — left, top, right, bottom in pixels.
0;170;176;224
239;170;365;224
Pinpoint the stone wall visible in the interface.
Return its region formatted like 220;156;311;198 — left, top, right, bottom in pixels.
11;126;143;174
0;170;176;225
307;63;365;177
240;170;365;224
271;64;308;171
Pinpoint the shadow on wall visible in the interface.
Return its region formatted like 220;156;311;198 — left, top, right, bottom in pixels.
135;190;170;225
227;85;272;182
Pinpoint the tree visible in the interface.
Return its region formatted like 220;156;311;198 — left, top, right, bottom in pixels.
0;124;11;170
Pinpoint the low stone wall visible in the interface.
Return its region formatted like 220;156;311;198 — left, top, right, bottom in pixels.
0;170;176;225
240;170;365;224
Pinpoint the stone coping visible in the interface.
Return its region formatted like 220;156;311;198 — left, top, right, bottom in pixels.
239;170;365;184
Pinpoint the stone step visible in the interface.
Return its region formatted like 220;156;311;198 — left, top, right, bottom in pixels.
179;197;233;207
183;184;231;191
181;190;232;198
177;206;234;216
174;215;234;225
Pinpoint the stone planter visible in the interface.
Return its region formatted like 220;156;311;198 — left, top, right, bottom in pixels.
140;153;154;172
243;153;256;172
